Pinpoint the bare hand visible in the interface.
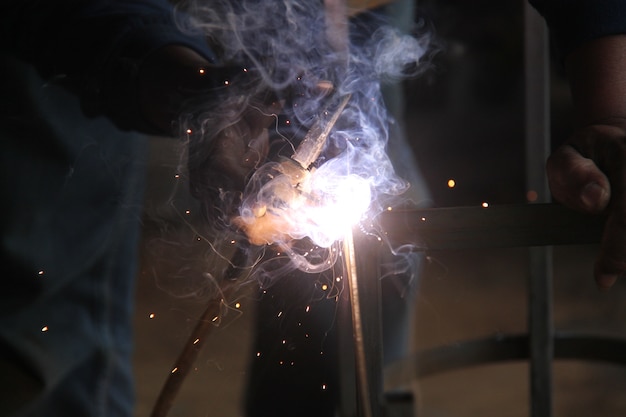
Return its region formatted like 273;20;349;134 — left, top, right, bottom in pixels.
546;124;626;289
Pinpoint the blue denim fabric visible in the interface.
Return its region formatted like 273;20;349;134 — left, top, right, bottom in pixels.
0;2;217;415
0;56;147;417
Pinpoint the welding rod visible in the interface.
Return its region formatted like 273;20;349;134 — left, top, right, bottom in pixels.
377;203;605;251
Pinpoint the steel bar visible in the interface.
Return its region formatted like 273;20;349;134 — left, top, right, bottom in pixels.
383;333;626;385
528;245;553;417
343;229;379;417
377;203;605;251
524;3;554;415
337;285;358;417
352;230;385;417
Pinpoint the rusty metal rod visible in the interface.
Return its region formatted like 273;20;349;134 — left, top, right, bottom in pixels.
377;203;605;251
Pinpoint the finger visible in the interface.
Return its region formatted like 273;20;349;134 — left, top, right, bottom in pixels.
595;208;626;289
546;144;611;213
562;125;626;288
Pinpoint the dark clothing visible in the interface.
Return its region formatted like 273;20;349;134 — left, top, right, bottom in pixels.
0;56;146;416
2;1;214;131
245;268;341;417
0;2;212;416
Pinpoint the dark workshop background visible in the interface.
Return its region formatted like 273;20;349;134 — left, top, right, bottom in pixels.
133;1;626;416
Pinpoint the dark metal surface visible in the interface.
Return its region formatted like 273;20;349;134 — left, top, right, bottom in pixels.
524;3;554;414
337;230;385;417
376;202;606;416
352;231;385;417
528;246;554;417
377;203;605;251
384;333;626;384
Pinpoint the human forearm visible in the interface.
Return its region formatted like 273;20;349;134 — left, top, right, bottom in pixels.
546;35;626;289
566;35;626;128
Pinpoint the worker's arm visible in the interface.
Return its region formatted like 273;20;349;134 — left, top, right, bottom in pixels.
1;0;217;134
547;35;626;289
530;0;626;288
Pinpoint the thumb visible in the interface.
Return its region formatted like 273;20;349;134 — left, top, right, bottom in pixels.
546;144;611;214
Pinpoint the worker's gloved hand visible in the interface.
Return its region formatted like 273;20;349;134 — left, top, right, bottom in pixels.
137;45;244;134
137;44;283;237
546;123;626;289
187;87;282;233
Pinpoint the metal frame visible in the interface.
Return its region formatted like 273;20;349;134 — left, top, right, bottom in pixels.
351;203;612;416
338;6;624;417
523;4;553;415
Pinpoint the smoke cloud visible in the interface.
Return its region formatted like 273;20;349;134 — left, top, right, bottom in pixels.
171;0;431;284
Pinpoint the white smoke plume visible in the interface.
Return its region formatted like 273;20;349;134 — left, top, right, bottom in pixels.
172;0;431;284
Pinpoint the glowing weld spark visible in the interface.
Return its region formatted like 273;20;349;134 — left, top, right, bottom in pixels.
236;95;372;248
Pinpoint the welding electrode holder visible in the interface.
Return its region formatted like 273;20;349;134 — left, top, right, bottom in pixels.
242;92;351;225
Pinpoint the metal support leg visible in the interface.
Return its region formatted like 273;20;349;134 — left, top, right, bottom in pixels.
338;229;384;417
528;246;554;417
524;3;553;416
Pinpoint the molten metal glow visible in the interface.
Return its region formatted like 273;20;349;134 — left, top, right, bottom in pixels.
236;162;372;248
